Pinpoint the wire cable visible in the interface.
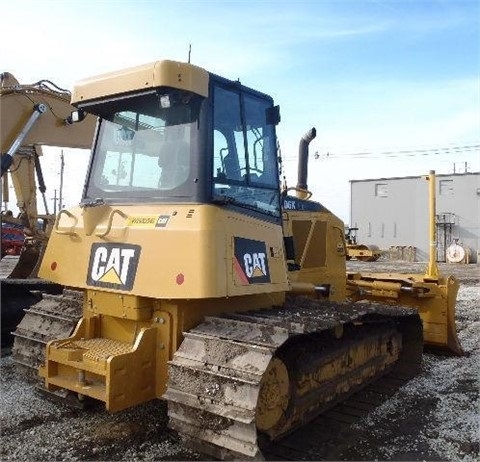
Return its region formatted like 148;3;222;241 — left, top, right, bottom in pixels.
281;144;480;161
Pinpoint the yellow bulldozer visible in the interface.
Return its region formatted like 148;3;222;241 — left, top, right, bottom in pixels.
11;60;462;460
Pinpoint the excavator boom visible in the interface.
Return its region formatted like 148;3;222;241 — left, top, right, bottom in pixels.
0;72;96;278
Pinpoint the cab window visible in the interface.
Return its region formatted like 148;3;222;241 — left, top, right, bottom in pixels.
212;86;280;217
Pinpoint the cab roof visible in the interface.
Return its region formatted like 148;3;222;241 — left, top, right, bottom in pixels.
71;60;209;105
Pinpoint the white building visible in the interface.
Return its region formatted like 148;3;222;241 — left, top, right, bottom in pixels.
350;172;480;263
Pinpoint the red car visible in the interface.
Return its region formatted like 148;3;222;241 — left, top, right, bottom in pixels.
1;222;24;257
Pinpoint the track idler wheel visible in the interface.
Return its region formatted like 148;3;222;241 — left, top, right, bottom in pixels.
256;358;290;434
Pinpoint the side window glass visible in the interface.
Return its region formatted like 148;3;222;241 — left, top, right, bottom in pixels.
244;95;277;187
212;84;280;218
213;87;245;183
213;130;228;181
234;131;247;176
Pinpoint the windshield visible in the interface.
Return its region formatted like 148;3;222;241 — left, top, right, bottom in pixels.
84;89;203;202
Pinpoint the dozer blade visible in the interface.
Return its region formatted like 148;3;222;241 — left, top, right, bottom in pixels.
418;274;463;356
347;271;463;356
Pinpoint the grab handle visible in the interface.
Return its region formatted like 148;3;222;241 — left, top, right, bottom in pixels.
96;209;128;238
54;210;78;236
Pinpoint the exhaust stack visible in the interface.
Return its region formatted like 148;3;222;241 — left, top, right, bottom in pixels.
296;127;316;199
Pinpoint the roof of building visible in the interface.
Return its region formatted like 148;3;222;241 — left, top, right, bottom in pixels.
349;171;479;183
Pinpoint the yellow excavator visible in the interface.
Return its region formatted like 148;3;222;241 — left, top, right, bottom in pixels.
0;72;95;343
11;60;462;460
1;71;96;277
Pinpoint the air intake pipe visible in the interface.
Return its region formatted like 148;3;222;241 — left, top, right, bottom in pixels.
296;127;316;196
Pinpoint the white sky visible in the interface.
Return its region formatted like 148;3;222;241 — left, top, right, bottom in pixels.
2;0;479;223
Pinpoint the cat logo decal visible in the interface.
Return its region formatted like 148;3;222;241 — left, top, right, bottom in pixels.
87;243;141;291
234;237;270;284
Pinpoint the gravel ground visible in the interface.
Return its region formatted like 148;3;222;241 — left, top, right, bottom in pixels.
1;261;478;461
339;262;480;462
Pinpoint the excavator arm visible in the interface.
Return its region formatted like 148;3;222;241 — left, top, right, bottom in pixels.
0;72;96;277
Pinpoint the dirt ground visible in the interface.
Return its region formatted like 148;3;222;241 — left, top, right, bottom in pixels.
1;260;478;461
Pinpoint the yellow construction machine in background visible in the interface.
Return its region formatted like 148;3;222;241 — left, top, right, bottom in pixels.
1;72;96;345
344;226;383;261
0;72;95;278
10;60;463;460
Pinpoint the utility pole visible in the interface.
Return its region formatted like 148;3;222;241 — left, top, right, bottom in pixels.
453;161;470;174
59;150;65;210
1;174;9;211
52;189;57;215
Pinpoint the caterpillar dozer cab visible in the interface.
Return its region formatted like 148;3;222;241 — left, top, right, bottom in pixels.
11;60;462;460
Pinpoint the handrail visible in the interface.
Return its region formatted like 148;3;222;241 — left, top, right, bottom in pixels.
54;209;78;236
95;209;128;238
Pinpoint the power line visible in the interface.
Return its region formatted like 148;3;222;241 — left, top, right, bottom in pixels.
315;144;480;160
280;144;480;161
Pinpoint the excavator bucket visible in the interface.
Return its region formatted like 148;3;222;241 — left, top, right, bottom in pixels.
7;244;42;279
346;271;463;356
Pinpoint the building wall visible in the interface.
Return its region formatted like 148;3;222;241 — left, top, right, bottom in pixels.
350;172;480;262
